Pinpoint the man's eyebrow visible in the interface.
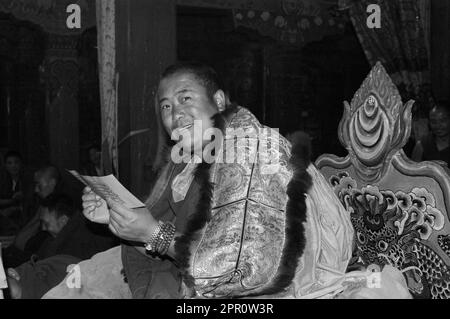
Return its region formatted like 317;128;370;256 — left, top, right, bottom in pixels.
158;88;193;104
176;88;193;95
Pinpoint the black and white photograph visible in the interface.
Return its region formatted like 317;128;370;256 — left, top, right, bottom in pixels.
0;0;449;305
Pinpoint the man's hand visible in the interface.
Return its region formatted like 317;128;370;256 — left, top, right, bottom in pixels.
81;187;109;224
82;186;158;243
107;200;158;243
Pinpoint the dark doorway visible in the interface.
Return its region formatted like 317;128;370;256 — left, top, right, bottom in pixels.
0;12;46;169
176;6;369;159
177;6;269;123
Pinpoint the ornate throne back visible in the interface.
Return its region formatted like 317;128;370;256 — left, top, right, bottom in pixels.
315;62;450;299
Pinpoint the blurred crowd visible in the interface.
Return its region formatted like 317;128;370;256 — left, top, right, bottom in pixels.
0;145;117;299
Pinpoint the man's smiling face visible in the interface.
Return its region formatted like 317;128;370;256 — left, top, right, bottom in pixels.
158;71;223;153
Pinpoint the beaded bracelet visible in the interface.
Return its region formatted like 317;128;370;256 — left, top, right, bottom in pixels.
144;221;163;252
144;221;176;255
157;222;176;255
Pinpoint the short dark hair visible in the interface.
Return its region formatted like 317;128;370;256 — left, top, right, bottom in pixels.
4;150;22;162
36;165;61;184
430;101;450;116
161;62;224;100
41;193;75;218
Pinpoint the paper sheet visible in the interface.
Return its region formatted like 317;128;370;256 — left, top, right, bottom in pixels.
68;170;145;209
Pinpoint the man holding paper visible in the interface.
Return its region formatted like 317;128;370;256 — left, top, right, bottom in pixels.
44;62;356;299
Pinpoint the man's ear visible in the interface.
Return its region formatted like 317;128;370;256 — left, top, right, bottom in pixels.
213;90;226;112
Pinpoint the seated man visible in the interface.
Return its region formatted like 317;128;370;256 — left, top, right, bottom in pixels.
34;193;117;261
44;62;410;299
4;193;117;299
81;144;104;176
2;165;62;267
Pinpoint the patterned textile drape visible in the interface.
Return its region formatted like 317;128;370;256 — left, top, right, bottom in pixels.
349;0;432;114
232;0;348;46
96;0;118;176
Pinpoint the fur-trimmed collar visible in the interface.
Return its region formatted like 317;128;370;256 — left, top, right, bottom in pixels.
171;103;239;286
173;117;313;296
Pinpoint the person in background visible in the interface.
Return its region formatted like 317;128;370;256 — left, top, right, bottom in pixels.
81;144;103;176
0;151;25;209
33;193;116;261
5;193;117;299
2;166;62;267
403;105;429;160
411;102;450;166
0;151;32;235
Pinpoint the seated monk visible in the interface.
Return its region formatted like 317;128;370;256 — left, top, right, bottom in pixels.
34;193;117;261
43;62;411;299
4;193;117;299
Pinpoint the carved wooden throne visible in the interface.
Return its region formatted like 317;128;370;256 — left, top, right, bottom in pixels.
315;62;450;299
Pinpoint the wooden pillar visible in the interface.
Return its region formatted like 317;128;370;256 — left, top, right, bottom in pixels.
115;0;176;197
42;34;80;170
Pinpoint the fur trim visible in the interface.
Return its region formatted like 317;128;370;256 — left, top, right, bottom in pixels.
174;110;312;296
251;131;312;296
174;161;213;287
173;104;239;286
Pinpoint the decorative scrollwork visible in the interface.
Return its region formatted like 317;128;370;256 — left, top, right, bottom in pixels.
331;173;449;298
339;62;414;183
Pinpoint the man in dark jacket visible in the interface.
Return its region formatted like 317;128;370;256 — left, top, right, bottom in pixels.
35;193;117;261
4;193;118;299
3;166;68;267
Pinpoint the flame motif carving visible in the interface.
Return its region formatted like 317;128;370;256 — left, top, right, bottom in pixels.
339;62;414;182
349;95;390;167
